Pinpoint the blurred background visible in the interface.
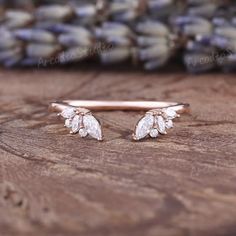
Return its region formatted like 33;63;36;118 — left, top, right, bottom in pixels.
0;3;235;236
0;0;235;73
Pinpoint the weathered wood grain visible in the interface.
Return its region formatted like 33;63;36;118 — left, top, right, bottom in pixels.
0;69;236;236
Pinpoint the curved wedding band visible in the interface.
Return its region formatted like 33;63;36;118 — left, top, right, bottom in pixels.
49;100;190;141
50;100;190;113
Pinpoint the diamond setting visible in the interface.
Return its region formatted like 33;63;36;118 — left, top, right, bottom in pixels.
133;107;180;141
156;116;166;134
134;114;154;140
83;114;103;141
79;128;88;138
162;108;177;119
59;107;103;141
71;115;81;134
61;107;76;119
149;128;159;138
65;118;72;128
166;120;173;129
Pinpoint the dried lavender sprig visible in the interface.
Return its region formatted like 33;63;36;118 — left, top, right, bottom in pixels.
0;0;179;70
0;0;235;72
172;0;236;73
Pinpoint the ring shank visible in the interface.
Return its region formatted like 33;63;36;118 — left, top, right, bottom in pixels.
50;100;190;113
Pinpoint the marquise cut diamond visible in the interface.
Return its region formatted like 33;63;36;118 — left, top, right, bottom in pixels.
163;108;177;119
83;114;102;140
166;120;173;129
71;115;81;133
156;116;166;134
61;107;76;119
135;114;154;140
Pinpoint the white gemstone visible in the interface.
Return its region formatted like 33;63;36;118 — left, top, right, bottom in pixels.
61;107;76;119
83;114;102;140
79;128;88;137
156;116;166;134
65;119;72;128
135;114;154;140
71;115;81;133
166;120;173;129
149;128;159;138
163;108;177;119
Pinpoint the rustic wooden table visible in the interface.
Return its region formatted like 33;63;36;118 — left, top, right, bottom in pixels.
0;69;235;236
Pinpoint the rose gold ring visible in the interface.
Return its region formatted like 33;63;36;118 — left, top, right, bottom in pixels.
49;100;190;141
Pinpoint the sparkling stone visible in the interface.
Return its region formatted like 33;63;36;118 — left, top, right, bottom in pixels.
65;119;72;128
166;120;173;129
71;115;81;133
156;116;166;134
149;128;159;138
135;114;154;140
83;114;102;140
61;107;76;119
163;108;177;119
79;128;88;138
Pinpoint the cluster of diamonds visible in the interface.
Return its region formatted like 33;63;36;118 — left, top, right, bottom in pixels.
133;107;179;140
59;107;103;141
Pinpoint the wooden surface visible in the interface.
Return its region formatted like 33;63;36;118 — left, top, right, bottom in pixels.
0;69;236;236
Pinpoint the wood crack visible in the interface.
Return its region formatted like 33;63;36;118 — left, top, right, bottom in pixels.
0;140;56;164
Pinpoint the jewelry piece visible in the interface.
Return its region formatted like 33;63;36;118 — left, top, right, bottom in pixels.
50;104;103;141
133;107;179;141
49;101;190;141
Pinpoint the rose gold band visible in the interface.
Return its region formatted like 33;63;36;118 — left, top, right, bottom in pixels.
50;100;190;113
